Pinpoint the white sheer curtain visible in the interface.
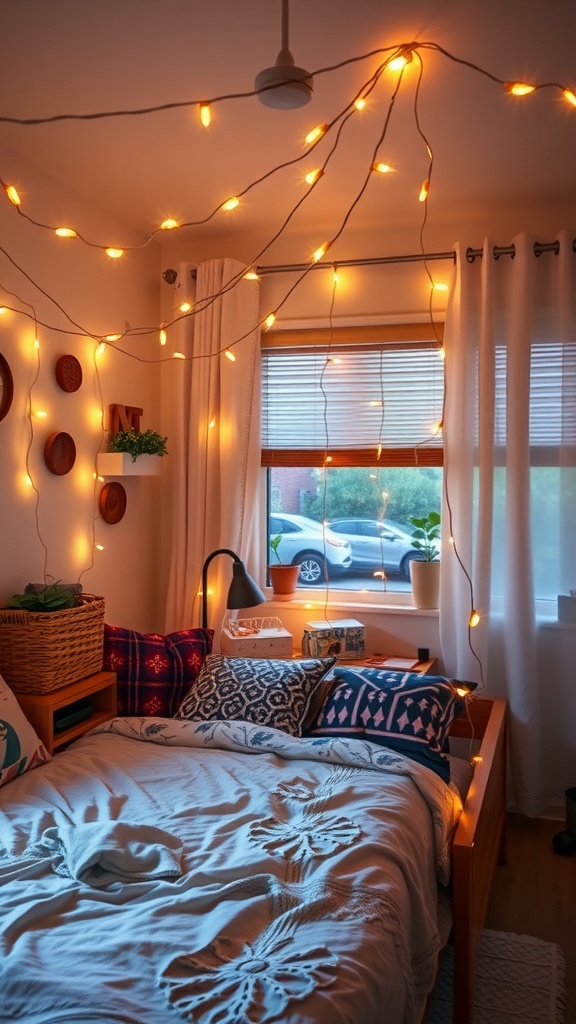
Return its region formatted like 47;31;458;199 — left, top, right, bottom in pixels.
164;259;262;640
440;231;576;816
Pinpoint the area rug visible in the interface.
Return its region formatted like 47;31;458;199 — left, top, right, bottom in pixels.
426;929;566;1024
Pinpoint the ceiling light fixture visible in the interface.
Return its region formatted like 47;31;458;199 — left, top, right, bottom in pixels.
255;0;313;110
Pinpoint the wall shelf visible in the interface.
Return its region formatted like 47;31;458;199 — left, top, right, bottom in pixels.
96;453;162;477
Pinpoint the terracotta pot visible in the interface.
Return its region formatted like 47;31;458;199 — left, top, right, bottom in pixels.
409;559;440;610
269;564;300;601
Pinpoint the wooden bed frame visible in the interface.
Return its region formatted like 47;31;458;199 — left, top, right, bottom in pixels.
445;696;508;1024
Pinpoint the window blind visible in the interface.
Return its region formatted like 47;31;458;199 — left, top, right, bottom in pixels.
261;333;445;468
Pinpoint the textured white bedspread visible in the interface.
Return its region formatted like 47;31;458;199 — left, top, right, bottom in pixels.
0;717;461;1024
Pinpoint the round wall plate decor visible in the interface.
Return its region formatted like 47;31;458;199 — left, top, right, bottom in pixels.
99;481;127;524
55;354;83;393
44;431;76;475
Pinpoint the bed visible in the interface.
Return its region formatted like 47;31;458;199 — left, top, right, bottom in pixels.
0;652;507;1024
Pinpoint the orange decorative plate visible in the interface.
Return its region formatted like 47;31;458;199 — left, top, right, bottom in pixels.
99;481;127;524
44;431;76;475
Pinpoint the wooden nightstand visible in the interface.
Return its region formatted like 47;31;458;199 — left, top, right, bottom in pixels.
15;670;117;755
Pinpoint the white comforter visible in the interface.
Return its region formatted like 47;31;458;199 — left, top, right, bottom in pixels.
0;717;462;1024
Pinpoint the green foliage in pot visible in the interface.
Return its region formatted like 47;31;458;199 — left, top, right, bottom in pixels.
269;535;284;564
109;428;168;462
9;581;78;612
409;511;441;562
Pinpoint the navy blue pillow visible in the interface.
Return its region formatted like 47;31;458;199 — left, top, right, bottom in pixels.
305;667;475;782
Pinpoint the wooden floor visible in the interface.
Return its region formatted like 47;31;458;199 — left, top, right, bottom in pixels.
484;813;576;1023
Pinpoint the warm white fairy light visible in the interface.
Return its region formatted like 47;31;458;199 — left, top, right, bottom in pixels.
505;81;535;96
312;243;329;262
95;342;106;357
354;97;367;110
173;352;186;359
305;124;328;146
419;179;429;202
55;226;77;238
563;89;576;107
199;103;211;127
159;328;167;346
105;333;121;342
221;196;239;212
4;184;21;205
265;313;276;329
373;162;393;174
160;218;179;230
224;348;236;362
105;247;124;259
469;610;481;628
179;300;193;312
305;168;323;185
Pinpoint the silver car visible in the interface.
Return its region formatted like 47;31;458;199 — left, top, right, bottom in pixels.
269;514;352;585
328;518;436;579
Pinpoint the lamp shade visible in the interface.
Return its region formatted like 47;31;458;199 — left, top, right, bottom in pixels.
201;548;266;629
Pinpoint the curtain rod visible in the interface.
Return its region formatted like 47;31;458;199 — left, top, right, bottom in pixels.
255;238;575;276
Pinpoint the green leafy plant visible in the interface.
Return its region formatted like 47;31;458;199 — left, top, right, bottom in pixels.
9;581;78;613
269;535;283;563
409;511;441;562
109;428;168;462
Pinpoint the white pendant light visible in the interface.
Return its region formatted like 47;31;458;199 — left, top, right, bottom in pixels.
255;0;313;109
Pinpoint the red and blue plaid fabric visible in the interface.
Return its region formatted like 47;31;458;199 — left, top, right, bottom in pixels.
103;625;213;717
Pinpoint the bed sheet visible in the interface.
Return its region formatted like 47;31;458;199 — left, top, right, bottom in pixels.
0;716;462;1024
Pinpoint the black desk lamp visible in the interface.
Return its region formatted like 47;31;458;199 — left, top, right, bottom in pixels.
201;548;266;629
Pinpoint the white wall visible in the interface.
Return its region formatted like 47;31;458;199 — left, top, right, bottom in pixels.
0;146;162;631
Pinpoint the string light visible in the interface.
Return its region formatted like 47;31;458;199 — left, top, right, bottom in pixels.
505;81;535;96
105;333;121;342
4;184;21;205
419;179;429;202
159;218;179;230
469;610;480;628
305;124;328;145
265;313;276;329
179;300;192;312
224;348;236;362
221;196;239;212
312;242;329;262
105;247;123;259
173;352;186;359
159;328;167;346
373;162;393;174
563;89;576;107
199;103;212;127
243;269;259;281
305;168;323;185
55;227;77;238
354;97;367;110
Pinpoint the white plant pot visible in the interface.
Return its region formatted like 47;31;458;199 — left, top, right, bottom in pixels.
410;560;440;610
96;453;163;477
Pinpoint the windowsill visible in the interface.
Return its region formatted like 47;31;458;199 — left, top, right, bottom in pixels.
263;590;439;616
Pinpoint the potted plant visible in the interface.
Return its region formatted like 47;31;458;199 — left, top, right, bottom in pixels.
408;511;441;609
109;428;168;462
268;535;300;600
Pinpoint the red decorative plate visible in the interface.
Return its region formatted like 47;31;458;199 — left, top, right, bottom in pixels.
55;354;83;393
44;431;76;475
99;481;127;524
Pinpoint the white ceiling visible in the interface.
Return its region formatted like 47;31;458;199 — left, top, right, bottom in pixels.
1;0;575;249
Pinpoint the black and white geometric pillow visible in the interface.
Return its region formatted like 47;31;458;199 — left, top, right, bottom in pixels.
175;654;336;737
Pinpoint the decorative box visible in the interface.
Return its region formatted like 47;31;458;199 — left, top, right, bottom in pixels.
221;617;293;658
301;618;365;660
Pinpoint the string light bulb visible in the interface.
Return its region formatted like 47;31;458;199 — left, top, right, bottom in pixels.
224;348;236;362
179;301;192;312
159;328;167;346
305;124;328;146
4;184;21;206
244;269;259;281
305;168;323;185
265;312;276;329
563;88;576;107
312;242;329;262
221;196;239;212
55;227;77;238
199;103;212;127
105;247;124;259
387;48;413;72
419;180;430;202
160;218;179;230
373;162;393;174
354;97;367;110
505;81;535;96
469;610;480;628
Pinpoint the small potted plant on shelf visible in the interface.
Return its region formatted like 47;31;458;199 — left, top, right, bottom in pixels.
408;511;441;609
268;535;300;601
109;428;168;462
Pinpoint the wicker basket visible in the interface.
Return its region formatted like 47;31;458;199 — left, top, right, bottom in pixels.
0;594;105;693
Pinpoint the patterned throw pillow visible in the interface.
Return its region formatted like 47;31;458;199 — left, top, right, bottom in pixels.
305;667;474;781
176;654;336;737
0;674;51;788
103;625;213;717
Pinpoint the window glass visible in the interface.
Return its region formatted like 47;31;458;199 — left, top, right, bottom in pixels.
268;466;442;593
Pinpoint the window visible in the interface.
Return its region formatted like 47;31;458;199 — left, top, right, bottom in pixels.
262;325;444;593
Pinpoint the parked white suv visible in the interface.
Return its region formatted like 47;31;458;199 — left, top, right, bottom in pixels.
329;517;438;579
269;514;352;585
